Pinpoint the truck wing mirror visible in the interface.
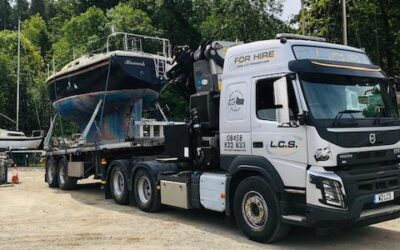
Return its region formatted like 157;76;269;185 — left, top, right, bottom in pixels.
273;77;290;125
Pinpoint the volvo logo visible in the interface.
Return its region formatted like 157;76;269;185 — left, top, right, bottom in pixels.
369;133;376;144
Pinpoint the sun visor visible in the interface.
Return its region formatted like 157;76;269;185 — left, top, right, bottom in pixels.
288;59;386;79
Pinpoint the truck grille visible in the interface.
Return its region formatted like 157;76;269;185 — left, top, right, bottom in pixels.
335;164;400;199
334;164;400;213
357;175;399;192
337;149;399;166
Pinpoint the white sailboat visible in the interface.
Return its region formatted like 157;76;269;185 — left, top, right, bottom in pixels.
0;20;44;151
0;129;44;150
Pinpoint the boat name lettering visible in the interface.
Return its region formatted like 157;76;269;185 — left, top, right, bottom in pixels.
124;60;145;66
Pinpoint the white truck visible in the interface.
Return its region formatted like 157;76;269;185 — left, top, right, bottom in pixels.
45;34;400;242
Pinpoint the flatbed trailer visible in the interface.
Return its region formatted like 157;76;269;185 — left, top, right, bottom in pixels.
45;34;400;243
44;111;178;187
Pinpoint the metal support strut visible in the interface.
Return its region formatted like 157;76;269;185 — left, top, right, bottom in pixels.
78;99;103;145
43;114;58;151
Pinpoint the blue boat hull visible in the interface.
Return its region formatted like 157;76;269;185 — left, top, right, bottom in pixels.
48;53;168;142
54;89;158;142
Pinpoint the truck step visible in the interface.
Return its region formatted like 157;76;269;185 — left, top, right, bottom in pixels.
281;215;308;226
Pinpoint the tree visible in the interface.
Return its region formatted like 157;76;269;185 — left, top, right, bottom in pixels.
51;7;109;69
0;0;13;30
0;30;46;132
71;0;121;13
152;0;203;47
107;3;159;36
121;0;159;15
46;0;77;43
120;0;204;47
0;52;15;118
22;15;49;57
200;0;289;42
30;0;46;17
10;0;30;24
302;0;400;75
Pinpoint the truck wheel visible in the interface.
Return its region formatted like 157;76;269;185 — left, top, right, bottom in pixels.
133;169;161;212
234;176;290;242
57;158;77;190
110;165;129;205
46;157;58;188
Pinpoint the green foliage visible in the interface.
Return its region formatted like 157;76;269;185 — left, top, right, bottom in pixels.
11;0;30;23
158;86;189;121
121;0;160;14
62;6;109;49
303;0;400;75
30;0;46;17
52;7;109;68
71;0;121;13
0;30;47;131
0;53;14;116
107;3;159;36
46;0;77;43
22;15;49;56
200;0;289;42
54;118;80;136
151;0;203;47
0;0;13;29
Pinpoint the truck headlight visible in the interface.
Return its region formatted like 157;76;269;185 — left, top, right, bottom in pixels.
310;175;346;209
321;179;345;208
394;148;400;158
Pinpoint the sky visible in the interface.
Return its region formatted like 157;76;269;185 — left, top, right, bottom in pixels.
280;0;302;22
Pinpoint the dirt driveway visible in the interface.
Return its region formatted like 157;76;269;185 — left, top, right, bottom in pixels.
1;167;400;249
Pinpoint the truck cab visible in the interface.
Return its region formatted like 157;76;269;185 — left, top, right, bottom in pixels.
218;34;400;236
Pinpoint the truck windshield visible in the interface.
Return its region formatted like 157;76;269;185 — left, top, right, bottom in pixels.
301;74;398;120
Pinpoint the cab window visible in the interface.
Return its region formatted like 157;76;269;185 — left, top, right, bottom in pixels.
256;77;298;121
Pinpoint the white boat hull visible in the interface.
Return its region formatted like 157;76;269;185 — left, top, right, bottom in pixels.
0;137;43;150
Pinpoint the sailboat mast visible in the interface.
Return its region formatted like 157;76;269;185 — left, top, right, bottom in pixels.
342;0;348;45
16;19;20;131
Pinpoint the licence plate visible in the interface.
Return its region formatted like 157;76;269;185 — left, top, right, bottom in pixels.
373;191;394;204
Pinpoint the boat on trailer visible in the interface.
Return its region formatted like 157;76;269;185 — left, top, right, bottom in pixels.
47;32;172;143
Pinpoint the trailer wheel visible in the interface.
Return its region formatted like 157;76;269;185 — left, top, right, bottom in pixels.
133;169;161;212
57;158;77;190
46;157;58;188
234;176;290;242
110;165;129;205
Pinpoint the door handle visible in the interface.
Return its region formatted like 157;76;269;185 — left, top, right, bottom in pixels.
253;142;263;148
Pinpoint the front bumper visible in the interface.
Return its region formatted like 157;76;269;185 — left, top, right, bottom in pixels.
306;189;400;227
287;163;400;229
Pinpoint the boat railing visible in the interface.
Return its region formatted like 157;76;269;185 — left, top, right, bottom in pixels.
49;32;172;79
106;32;171;78
106;32;172;59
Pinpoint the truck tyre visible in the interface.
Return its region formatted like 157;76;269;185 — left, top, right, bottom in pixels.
234;176;290;242
57;158;77;190
46;157;58;188
133;169;161;212
110;165;129;205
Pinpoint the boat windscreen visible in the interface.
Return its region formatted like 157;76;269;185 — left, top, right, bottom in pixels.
7;132;24;137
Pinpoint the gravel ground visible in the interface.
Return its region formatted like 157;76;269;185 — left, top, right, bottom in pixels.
1;167;400;250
